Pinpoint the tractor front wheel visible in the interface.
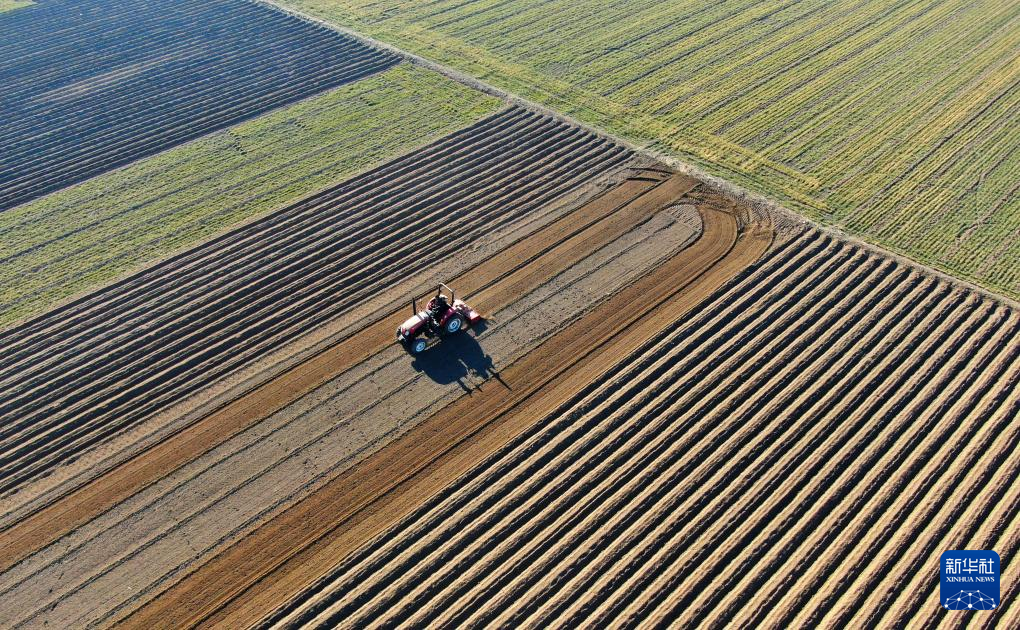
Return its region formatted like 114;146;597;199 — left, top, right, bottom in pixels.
444;315;464;334
411;338;428;354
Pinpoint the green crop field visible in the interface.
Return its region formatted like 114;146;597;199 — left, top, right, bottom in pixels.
0;64;500;328
281;0;1020;299
0;0;33;13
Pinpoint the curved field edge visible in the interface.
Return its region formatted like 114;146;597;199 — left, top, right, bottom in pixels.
0;168;665;575
274;0;1020;301
116;192;770;629
0;107;631;503
0;63;501;330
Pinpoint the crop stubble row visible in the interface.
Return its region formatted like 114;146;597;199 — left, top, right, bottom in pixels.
0;108;630;495
287;0;1020;297
0;64;500;329
252;227;1018;628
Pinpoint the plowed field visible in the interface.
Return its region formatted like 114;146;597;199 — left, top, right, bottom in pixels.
3;113;1015;627
0;107;629;496
2;1;1016;627
0;0;396;210
0;63;499;329
107;185;766;629
0;156;735;626
232;227;1018;629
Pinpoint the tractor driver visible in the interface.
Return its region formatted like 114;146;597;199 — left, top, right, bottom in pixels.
429;293;449;327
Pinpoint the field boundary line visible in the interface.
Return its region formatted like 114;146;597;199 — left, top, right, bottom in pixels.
0;102;520;523
0;75;507;334
254;0;1020;312
225;209;774;630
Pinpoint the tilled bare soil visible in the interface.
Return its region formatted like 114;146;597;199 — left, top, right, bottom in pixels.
0;158;714;627
120;188;765;629
4;109;1013;629
252;227;1018;630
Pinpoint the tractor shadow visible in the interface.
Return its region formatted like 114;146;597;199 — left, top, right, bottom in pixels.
410;321;509;393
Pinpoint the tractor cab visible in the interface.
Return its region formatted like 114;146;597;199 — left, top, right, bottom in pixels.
397;283;481;354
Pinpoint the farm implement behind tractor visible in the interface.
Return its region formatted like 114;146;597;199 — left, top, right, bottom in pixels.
397;283;482;354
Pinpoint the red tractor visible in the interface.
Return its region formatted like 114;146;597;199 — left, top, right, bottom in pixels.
397;283;482;354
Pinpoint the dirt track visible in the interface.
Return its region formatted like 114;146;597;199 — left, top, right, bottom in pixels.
3;101;1013;629
4;3;1016;627
118;187;765;628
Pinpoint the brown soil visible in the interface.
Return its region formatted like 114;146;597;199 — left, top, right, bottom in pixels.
0;107;632;499
118;191;768;628
0;171;689;573
239;227;1017;630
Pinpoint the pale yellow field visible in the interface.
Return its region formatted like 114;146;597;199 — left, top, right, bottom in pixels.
283;0;1020;299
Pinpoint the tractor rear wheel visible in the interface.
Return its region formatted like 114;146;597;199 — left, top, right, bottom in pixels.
444;315;463;334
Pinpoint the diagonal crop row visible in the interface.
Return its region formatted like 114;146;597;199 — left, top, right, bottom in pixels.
303;0;1020;297
269;225;1020;629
